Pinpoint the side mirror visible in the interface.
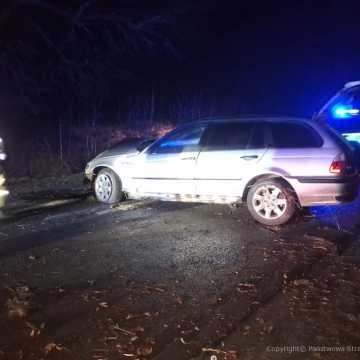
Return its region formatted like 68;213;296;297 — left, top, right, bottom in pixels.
136;139;155;153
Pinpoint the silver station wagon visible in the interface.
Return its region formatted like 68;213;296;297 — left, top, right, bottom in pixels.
85;117;359;225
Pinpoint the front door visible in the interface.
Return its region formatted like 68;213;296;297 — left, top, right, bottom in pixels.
133;123;206;196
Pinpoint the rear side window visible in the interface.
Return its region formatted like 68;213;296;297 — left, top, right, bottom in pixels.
269;122;323;148
204;122;259;150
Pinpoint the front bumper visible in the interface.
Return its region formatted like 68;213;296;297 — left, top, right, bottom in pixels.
83;176;92;188
288;175;359;207
0;186;9;208
0;170;8;207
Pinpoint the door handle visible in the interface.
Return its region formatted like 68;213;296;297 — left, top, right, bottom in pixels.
181;156;196;161
240;155;258;160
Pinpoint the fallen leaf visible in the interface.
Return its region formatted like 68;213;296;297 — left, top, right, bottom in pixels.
26;322;41;337
44;342;63;355
175;297;183;305
81;294;90;302
6;301;28;319
180;337;191;345
145;286;165;293
313;245;329;252
304;234;327;242
105;336;118;341
96;302;109;311
113;324;136;336
126;314;140;320
137;344;153;356
265;325;274;334
6;287;32;319
293;279;311;287
238;282;256;288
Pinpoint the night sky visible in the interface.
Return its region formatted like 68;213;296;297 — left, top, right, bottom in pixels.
175;0;360;115
2;0;360;138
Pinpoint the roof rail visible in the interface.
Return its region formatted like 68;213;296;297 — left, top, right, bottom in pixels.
344;81;360;89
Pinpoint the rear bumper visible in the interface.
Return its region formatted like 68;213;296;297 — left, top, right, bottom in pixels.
287;176;359;206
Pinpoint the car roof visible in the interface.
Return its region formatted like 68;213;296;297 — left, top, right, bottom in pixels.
184;116;313;126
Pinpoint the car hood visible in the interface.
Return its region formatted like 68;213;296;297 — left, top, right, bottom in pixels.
95;146;139;159
94;138;151;160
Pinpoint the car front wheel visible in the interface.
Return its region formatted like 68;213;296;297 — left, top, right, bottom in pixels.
94;168;122;204
247;179;296;226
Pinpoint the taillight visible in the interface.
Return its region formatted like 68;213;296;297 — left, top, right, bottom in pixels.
330;153;348;175
329;160;346;174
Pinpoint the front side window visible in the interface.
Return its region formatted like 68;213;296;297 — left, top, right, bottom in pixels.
269;122;323;148
148;124;205;154
204;122;257;150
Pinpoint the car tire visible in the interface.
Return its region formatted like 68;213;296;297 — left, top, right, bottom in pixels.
94;168;122;204
247;179;296;226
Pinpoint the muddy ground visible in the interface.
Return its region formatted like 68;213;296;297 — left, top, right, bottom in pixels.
0;175;360;360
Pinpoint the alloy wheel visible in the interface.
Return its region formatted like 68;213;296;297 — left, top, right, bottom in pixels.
252;184;287;220
95;173;113;202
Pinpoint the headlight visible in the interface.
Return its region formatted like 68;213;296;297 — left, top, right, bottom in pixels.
0;174;5;187
85;163;92;174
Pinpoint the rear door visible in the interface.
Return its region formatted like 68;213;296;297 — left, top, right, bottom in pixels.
266;121;332;178
195;121;268;197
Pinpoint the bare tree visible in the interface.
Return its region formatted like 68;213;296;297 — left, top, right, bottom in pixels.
0;0;182;131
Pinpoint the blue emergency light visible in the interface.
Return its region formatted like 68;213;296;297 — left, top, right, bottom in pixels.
332;104;360;119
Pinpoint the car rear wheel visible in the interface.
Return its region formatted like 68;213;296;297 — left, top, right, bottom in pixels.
94;168;122;204
247;179;296;226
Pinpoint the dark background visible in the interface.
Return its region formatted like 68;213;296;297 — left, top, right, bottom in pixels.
1;0;360;173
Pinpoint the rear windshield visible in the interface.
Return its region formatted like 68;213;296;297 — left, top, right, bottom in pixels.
268;122;323;148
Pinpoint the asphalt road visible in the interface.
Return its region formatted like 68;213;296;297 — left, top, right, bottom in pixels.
1;190;360;360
